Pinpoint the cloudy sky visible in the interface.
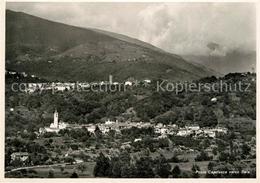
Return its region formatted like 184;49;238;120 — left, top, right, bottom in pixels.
7;2;256;56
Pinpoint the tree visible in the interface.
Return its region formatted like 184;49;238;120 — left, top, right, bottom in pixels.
155;155;171;178
158;138;169;148
107;129;116;139
70;172;78;178
212;148;218;156
219;152;229;162
172;165;181;178
47;169;54;178
94;126;102;139
60;165;65;172
241;143;251;157
109;158;122;177
191;164;200;178
195;151;213;161
94;153;110;177
207;162;216;171
64;156;75;165
199;109;218;127
135;156;155;178
11;159;23;167
121;164;136;178
154;111;178;125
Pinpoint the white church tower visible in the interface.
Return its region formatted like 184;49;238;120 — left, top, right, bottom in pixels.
53;109;59;129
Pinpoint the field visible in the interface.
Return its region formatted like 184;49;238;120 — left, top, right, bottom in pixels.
6;162;96;178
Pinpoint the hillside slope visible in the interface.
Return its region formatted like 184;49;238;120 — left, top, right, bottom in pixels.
6;10;214;82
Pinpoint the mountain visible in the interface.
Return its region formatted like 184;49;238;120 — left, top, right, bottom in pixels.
183;50;256;75
6;10;214;82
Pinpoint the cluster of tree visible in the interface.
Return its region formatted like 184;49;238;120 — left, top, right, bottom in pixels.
195;151;213;161
121;126;155;139
132;137;169;152
94;152;184;178
59;127;91;142
170;135;201;150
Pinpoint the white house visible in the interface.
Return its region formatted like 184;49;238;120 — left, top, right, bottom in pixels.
143;79;151;84
134;138;142;142
105;119;115;125
113;82;119;85
215;127;228;134
211;97;217;102
203;129;216;138
86;124;96;133
99;125;110;134
124;81;133;86
186;125;200;131
11;152;29;162
177;129;192;136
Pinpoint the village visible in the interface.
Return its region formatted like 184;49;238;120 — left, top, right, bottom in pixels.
6;70;151;93
38;110;229;137
9;109;230;167
6;108;256;178
5;71;256;178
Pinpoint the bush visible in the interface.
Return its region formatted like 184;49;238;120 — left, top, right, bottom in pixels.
172;165;181;178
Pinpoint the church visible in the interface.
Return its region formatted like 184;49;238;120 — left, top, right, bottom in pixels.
39;110;68;134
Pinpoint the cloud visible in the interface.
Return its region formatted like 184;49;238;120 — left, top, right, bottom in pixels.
7;2;256;56
136;3;256;56
207;42;227;57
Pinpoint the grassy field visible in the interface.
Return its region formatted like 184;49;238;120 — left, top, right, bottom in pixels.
170;161;209;172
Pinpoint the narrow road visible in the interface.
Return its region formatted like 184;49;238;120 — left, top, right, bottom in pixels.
5;162;71;174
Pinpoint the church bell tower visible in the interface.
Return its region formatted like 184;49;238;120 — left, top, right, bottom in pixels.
53;109;59;128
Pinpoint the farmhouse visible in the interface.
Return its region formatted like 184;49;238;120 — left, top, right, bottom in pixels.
11;152;29;162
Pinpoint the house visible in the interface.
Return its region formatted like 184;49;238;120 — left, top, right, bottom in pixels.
124;81;133;86
113;82;119;85
186;125;200;131
21;72;28;77
74;158;84;164
86;124;96;133
11;152;29;162
99;125;110;134
78;83;90;88
143;79;151;84
134;138;142;142
9;71;17;75
203;129;216;138
215;127;228;134
211;97;217;102
105;119;115;125
159;128;168;134
177;129;192;136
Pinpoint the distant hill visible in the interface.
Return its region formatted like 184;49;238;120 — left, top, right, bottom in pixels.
183;50;256;75
6;10;214;82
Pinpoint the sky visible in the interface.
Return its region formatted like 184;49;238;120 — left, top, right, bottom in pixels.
6;2;256;56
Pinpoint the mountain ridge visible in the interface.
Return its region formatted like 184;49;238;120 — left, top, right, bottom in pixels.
6;9;215;82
